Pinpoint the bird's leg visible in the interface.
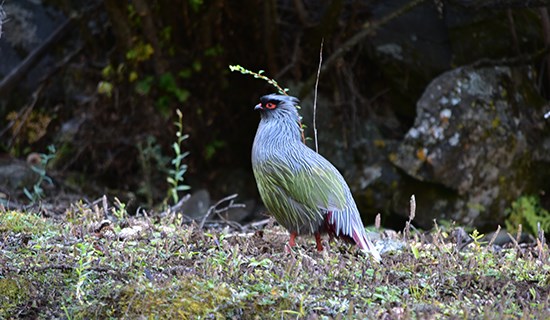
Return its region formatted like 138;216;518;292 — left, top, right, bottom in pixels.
314;232;324;251
289;232;297;247
285;232;298;253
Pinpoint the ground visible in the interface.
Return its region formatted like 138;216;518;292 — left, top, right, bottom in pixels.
0;204;549;319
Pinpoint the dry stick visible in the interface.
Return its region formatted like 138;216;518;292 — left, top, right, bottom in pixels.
0;2;102;96
5;83;45;148
536;222;547;261
0;43;83;144
198;194;245;229
244;218;271;230
487;225;501;248
404;194;416;239
313;39;324;153
0;14;77;96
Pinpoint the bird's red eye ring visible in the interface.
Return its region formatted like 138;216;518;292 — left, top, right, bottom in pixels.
265;102;277;109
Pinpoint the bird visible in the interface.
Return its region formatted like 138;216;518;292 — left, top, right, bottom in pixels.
251;94;381;261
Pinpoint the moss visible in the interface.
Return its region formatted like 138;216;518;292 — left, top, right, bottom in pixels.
0;277;30;318
0;210;57;234
115;276;231;319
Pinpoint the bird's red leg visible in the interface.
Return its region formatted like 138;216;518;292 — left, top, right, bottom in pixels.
289;232;297;247
315;232;324;251
285;232;298;253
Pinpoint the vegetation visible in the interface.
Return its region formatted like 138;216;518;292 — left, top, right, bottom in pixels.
506;195;550;235
166;109;191;205
1;207;548;319
23;145;56;203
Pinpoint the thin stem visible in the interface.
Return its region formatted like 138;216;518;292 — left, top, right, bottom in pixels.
313;39;323;153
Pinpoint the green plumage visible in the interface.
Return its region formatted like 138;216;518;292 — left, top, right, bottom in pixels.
253;157;346;233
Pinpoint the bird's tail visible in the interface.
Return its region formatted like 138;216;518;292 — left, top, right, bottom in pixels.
351;227;382;262
326;211;382;262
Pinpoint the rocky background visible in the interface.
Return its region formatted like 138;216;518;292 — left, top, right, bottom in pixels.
1;0;549;233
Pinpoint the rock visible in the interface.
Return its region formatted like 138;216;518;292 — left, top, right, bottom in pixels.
0;1;65;88
218;199;256;223
391;66;550;228
180;189;210;219
0;155;40;196
118;224;144;241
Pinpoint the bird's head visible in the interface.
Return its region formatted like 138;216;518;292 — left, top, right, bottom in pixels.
254;94;300;122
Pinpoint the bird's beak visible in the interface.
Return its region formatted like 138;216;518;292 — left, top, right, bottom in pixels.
254;103;263;110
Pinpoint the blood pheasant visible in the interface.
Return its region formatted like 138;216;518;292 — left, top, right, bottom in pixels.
251;94;381;261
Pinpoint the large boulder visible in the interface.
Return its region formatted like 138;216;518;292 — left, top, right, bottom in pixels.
391;66;550;227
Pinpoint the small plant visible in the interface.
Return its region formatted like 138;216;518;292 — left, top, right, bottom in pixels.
137;135;169;207
112;197;128;221
469;229;486;250
505;195;550;235
229;65;289;95
24;145;56;203
73;242;95;305
166;109;190;205
229;65;308;143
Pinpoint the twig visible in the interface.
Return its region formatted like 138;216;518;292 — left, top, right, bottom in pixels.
0;2;101;96
469;47;550;69
0;44;84;143
515;224;522;244
404;194;416;239
102;194;109;218
487;225;501;248
506;9;520;56
228;65;288;95
0;14;77;96
537;222;547;262
275;36;302;79
313;39;323;153
506;228;523;255
244;218;271;230
3;84;44;148
158;193;191;217
198;194;245;229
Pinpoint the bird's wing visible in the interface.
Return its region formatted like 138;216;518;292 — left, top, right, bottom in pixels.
262;150;348;213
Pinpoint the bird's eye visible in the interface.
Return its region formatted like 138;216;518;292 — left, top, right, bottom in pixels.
265;102;277;109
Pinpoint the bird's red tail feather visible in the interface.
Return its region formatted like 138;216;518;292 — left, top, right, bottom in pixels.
324;212;381;261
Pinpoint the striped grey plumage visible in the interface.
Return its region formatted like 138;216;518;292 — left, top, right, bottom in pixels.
251;94;381;260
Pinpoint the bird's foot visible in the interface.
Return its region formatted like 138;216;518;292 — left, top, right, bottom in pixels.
315;232;324;251
285;232;298;253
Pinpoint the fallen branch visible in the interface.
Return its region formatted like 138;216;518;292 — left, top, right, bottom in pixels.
198;194;245;229
0;14;76;96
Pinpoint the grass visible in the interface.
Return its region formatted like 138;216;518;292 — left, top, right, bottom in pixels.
1;206;549;319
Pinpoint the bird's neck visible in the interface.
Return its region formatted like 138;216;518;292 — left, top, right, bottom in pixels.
256;117;303;146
